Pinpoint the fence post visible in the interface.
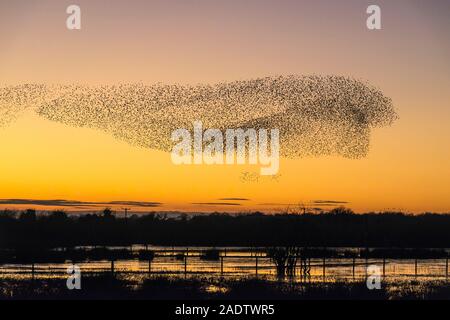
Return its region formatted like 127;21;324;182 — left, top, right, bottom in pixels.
148;260;152;274
255;256;258;276
111;260;115;276
220;256;224;275
352;257;356;278
365;256;368;277
446;258;448;278
415;259;418;276
322;256;326;278
184;255;187;276
31;263;35;280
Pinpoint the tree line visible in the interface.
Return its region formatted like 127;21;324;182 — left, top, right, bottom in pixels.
0;207;449;249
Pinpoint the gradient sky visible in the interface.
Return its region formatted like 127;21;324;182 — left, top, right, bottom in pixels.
0;0;449;213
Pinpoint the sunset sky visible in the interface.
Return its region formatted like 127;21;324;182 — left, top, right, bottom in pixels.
0;0;449;213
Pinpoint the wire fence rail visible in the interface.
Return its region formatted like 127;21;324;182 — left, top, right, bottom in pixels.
0;248;449;281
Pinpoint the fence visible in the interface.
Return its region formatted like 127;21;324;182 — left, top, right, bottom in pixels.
0;248;449;281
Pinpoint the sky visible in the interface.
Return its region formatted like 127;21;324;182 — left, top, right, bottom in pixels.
0;0;449;213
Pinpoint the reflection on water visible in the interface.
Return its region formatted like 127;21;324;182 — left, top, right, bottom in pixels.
0;246;448;285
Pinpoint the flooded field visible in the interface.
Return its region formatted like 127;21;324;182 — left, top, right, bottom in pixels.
1;246;449;284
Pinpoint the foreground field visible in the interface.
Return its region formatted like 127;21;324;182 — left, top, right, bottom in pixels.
1;275;449;300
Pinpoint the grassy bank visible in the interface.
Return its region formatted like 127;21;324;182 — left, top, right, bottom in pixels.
1;276;449;300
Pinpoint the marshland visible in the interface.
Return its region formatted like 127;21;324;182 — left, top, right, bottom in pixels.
0;208;449;299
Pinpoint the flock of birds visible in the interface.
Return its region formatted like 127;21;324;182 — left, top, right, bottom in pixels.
0;75;398;159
